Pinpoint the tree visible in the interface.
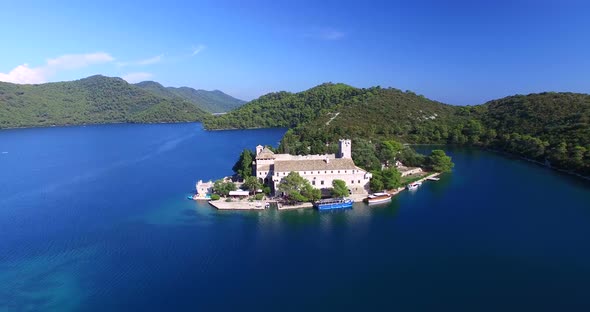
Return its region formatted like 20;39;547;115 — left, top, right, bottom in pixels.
302;183;322;202
331;179;349;197
398;147;426;167
428;150;454;172
382;167;402;189
369;170;384;192
278;172;317;204
232;149;254;179
243;176;262;195
212;179;237;197
377;140;404;166
352;138;381;171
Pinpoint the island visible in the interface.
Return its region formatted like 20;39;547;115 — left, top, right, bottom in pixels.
192;138;453;210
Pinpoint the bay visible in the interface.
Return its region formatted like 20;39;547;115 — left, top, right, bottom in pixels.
0;123;589;311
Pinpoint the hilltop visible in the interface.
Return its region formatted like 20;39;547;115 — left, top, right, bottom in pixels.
0;75;208;129
202;83;365;129
134;81;245;113
204;84;589;175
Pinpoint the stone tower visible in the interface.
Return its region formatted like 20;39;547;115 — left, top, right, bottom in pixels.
338;139;352;159
256;145;264;156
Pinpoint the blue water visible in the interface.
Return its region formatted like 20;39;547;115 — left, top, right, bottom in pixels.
1;123;589;311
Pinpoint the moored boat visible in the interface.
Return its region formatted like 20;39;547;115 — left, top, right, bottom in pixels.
427;176;440;181
365;192;392;205
314;197;353;210
407;181;422;190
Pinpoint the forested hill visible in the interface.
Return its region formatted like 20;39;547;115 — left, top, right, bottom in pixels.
478;92;590;174
201;83;365;129
0;75;208;129
134;81;245;113
276;89;590;176
480;92;590;147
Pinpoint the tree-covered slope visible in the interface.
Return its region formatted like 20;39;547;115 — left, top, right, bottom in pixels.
0;75;208;129
477;92;590;174
202;83;366;129
134;81;245;113
480;92;590;147
278;87;468;154
170;87;245;113
277;88;590;176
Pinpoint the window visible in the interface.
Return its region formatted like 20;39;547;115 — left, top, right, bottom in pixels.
321;180;324;185
304;172;306;175
312;180;315;185
338;170;340;173
331;171;333;173
358;180;361;184
351;180;354;184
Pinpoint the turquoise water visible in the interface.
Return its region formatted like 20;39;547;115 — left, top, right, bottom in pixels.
1;123;589;311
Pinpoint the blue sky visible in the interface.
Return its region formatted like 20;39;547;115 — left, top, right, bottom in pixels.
1;0;589;104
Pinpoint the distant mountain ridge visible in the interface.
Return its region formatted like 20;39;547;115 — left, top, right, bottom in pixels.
134;81;245;113
0;75;208;128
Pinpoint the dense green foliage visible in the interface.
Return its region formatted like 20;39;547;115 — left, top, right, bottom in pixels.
0;75;208;128
478;92;590;175
232;149;255;179
278;172;321;204
210;194;221;200
135;81;245;113
242;176;262;194
370;167;402;192
427;150;454;172
202;83;364;129
212;179;237;197
263;86;588;176
331;179;349;197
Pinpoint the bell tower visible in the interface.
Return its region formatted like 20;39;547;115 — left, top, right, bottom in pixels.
338;139;351;159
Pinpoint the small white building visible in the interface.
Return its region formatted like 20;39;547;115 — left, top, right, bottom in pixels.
195;180;214;199
254;139;372;195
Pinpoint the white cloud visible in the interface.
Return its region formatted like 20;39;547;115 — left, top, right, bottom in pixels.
0;64;45;84
122;72;154;83
320;29;345;40
137;54;163;65
305;28;345;41
0;52;114;84
117;54;163;67
46;52;114;70
191;45;206;56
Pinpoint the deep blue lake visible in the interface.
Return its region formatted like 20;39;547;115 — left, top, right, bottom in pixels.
1;123;589;311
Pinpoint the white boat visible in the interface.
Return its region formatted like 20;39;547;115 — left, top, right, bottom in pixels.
407;182;422;190
365;192;392;205
427;177;440;181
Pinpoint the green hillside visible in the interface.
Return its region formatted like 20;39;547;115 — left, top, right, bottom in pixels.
202;83;365;129
279;89;590;175
0;75;208;129
210;82;589;175
479;92;590;173
134;81;245;113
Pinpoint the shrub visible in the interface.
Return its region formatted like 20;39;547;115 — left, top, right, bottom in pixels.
210;194;221;200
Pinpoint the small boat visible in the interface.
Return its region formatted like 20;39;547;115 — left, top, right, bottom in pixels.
314;197;353;210
427;177;440;181
407;182;422;190
365;192;392;205
187;194;196;200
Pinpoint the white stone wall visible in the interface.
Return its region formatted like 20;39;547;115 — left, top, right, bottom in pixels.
273;169;371;195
